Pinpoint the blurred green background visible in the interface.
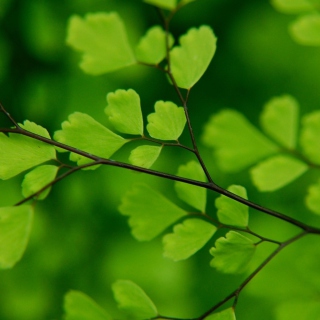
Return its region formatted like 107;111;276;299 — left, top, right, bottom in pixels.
1;0;320;319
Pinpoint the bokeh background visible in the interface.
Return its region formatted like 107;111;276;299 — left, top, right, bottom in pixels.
1;0;320;319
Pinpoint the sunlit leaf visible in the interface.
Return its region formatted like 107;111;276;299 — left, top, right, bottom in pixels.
215;185;249;227
204;308;236;320
105;89;143;135
54;112;128;166
119;183;187;241
163;218;216;261
290;13;320;46
174;161;206;212
300;110;320;164
271;0;315;13
144;0;177;10
64;290;112;320
210;231;256;274
129;145;162;169
147;101;186;140
0;205;33;269
250;155;308;192
112;280;158;319
0;120;56;180
202;109;278;172
276;299;320;320
260;95;299;149
135;26;174;64
66;12;135;75
21;165;59;200
170;25;217;89
305;179;320;215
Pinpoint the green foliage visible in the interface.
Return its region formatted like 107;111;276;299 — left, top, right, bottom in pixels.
105;89;144;136
215;185;249;227
64;291;112;320
66;12;135;75
135;26;174;65
170;25;217;89
202;109;278;172
119;183;187;241
112;280;158;319
305;179;320;215
0;205;33;269
0;121;56;179
209;231;256;274
54;112;128;166
146;101;186;140
204;308;236;320
174;161;207;212
129;145;162;169
163;218;216;261
21;165;59;200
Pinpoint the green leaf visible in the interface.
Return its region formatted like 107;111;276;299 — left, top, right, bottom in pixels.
147;101;186;140
250;155;308;192
129;145;162;169
271;0;315;13
54;112;128;166
174;161;207;212
290;13;320;46
144;0;177;10
260;95;299;149
209;231;256;274
170;25;217;89
64;290;112;320
0;120;56;180
202;109;279;172
215;185;249;227
118;183;187;241
204;308;236;320
112;280;158;319
300;110;320;165
163;218;216;261
305;179;320;215
0;205;33;269
105;89;143;135
276;299;320;320
66;12;135;75
135;26;174;65
21;165;59;200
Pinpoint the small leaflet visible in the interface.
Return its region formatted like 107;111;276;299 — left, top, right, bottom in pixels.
250;155;308;192
300;110;320;165
204;307;236;320
105;89;144;135
129;145;162;169
215;185;249;227
0;120;56;180
290;13;320;46
144;0;177;10
118;183;187;241
305;179;320;215
112;280;158;319
21;165;59;200
170;25;217;89
271;0;314;14
163;218;217;261
54;112;128;166
135;26;174;65
202;109;278;172
260;95;299;149
66;12;136;75
0;205;33;269
174;161;207;212
64;290;112;320
147;100;186;140
209;231;256;274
